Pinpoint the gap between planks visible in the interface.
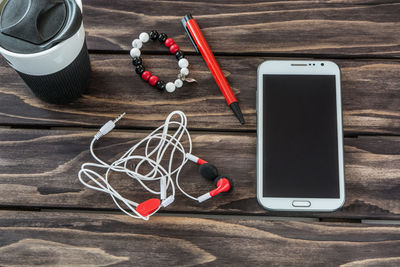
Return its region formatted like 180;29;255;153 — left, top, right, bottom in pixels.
2;206;400;226
88;49;400;61
2;125;400;139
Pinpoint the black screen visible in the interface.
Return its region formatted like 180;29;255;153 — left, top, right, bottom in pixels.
263;75;340;198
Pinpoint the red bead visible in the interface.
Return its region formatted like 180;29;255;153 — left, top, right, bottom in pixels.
149;75;159;86
164;38;175;47
169;44;179;54
141;71;151;81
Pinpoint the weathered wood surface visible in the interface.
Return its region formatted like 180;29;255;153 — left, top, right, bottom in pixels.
82;0;400;56
1;55;399;134
0;1;399;265
0;128;398;219
0;211;399;266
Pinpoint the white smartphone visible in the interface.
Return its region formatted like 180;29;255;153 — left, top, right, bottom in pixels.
257;60;345;212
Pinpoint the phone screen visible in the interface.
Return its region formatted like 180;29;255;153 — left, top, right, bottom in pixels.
263;74;340;198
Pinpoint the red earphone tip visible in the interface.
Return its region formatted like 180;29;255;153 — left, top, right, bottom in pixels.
209;176;233;197
216;177;231;191
197;158;208;165
137;198;161;217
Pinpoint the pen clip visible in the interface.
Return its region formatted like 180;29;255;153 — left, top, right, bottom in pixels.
181;16;199;53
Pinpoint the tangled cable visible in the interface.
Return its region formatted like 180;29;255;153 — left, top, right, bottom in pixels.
78;111;195;220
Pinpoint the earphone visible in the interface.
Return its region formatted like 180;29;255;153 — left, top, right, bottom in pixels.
185;153;233;202
78;111;233;220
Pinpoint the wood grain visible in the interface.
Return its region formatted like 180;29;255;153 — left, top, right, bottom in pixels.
0;128;398;219
0;211;399;266
1;55;399;134
81;0;400;56
1;2;399;265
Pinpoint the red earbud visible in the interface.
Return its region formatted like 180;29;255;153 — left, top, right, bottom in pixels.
197;176;234;203
209;177;232;196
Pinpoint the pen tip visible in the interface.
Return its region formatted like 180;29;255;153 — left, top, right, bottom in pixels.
230;102;245;125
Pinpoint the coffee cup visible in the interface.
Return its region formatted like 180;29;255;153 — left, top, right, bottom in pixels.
0;0;91;104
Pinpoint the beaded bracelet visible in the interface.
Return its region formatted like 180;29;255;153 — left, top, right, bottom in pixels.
130;30;190;93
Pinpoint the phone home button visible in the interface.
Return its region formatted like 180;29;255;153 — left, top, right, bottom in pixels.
292;200;311;207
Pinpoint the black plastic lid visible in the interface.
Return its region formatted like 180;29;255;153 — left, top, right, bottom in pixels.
0;0;82;54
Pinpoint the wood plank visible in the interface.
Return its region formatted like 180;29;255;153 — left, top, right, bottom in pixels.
0;128;398;219
0;211;399;266
82;0;400;56
1;55;399;134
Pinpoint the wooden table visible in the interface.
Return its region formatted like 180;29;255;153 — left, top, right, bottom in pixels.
1;1;399;265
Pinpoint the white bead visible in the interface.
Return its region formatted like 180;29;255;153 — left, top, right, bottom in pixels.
180;68;189;76
139;32;149;43
174;79;183;88
132;39;142;49
178;58;189;68
130;48;141;58
165;82;176;93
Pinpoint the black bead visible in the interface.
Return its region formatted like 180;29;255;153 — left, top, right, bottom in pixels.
158;33;168;43
175;51;184;60
135;65;145;75
132;57;142;66
149;30;159;40
156;80;166;90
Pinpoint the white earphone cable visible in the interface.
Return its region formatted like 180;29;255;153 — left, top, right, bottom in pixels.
78;110;199;220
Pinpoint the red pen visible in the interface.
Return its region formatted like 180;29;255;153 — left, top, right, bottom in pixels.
182;14;245;124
